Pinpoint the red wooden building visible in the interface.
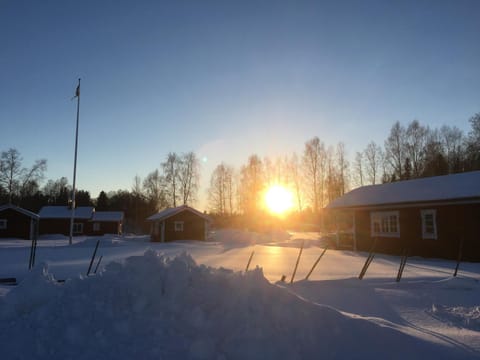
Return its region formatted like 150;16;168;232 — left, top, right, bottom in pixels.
0;204;39;240
89;211;124;235
39;206;94;236
147;205;211;242
326;171;480;261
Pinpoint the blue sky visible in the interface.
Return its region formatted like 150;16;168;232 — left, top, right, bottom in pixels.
1;0;479;209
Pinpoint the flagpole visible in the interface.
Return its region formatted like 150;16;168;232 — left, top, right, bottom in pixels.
69;78;81;245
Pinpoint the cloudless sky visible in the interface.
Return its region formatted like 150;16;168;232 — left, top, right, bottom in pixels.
1;0;479;210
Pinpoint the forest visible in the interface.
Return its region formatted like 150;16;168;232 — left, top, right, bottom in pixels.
1;113;479;232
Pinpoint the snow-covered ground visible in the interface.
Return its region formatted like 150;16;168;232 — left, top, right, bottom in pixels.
0;230;479;359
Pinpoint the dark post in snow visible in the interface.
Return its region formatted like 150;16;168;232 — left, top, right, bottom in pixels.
304;245;329;281
245;249;255;272
453;237;464;277
87;239;100;276
69;78;81;246
290;240;305;284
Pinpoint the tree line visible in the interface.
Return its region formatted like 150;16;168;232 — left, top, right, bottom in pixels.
207;113;480;221
1;113;479;232
0;149;200;233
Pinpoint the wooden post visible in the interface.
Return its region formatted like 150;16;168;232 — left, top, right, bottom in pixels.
396;248;409;282
359;237;377;280
245;249;255;272
28;238;35;270
453;238;464;277
290;240;305;284
304;245;329;280
87;239;100;276
94;255;103;274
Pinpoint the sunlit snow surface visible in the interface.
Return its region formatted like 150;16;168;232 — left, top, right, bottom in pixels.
0;230;479;359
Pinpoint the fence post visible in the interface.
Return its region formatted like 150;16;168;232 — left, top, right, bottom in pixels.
290;240;305;284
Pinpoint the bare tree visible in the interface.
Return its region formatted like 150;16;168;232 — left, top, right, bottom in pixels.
178;151;200;206
384;121;406;181
438;125;465;173
0;148;23;203
143;169;166;211
405;120;428;177
353;151;364;187
208;163;235;215
465;113;480;170
162;152;181;207
43;177;69;204
302;137;326;212
132;175;144;199
336;142;348;196
364;141;383;185
238;155;263;214
0;148;47;203
287;153;304;211
325;145;345;203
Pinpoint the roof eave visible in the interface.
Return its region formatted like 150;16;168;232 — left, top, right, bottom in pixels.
326;196;480;211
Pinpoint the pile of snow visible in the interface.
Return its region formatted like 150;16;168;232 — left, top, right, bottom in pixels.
0;251;472;360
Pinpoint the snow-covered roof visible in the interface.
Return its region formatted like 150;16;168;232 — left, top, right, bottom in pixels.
38;206;95;219
147;205;211;222
327;171;480;209
91;211;124;222
0;204;39;219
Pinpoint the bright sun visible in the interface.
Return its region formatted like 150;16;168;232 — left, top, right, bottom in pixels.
264;185;294;215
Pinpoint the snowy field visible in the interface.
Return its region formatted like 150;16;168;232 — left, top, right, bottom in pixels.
0;230;479;359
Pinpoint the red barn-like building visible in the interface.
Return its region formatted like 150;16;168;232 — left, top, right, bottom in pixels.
0;204;39;240
326;171;480;261
147;205;211;242
89;211;124;235
39;206;94;236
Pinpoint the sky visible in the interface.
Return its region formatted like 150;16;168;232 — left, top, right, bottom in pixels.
1;0;479;210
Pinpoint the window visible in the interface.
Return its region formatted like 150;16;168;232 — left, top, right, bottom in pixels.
93;222;101;232
0;219;7;230
174;221;184;232
421;210;437;239
371;211;400;237
73;223;84;234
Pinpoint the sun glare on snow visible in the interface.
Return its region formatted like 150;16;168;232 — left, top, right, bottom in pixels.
264;185;294;215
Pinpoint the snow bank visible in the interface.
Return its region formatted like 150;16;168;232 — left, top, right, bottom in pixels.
0;251;473;360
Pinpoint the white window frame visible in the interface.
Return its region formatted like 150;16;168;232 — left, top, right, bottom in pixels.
0;219;7;230
93;222;101;232
73;222;84;234
371;211;400;238
421;209;437;240
174;221;184;232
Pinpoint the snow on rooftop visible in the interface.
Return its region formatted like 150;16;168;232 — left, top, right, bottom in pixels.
38;206;94;219
0;204;39;219
91;211;124;222
147;205;210;222
327;171;480;209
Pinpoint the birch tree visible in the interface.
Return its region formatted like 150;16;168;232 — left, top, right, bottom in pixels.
162;152;181;207
0;148;47;203
364;141;383;185
302;137;326;212
178;151;200;206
